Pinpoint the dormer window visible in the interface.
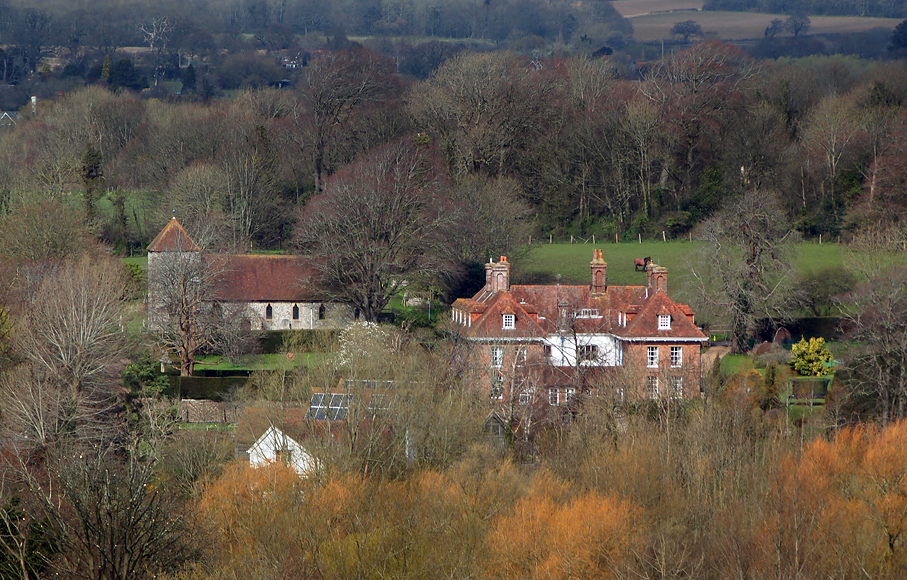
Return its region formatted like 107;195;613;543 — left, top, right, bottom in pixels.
503;314;515;329
658;315;671;330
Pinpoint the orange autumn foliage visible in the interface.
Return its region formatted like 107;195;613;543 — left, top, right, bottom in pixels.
486;471;639;580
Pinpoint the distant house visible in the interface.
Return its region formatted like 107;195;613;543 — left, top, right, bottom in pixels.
451;252;708;404
0;111;17;127
147;217;358;331
247;425;317;476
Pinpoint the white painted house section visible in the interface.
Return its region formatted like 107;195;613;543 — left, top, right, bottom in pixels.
247;426;317;477
544;334;623;367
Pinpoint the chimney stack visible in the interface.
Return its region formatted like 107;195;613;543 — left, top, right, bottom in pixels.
590;249;607;293
646;262;668;294
486;256;510;294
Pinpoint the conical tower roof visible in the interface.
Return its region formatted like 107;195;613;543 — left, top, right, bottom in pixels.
147;217;200;252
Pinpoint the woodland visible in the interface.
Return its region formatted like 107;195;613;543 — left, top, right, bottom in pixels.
4;0;907;577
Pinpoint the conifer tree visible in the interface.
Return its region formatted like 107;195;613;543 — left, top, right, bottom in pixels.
181;63;196;94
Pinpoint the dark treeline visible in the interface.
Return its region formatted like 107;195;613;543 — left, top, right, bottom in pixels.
0;0;631;63
704;0;907;18
3;45;907;257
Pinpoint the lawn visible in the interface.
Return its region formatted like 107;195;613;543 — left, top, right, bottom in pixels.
519;240;707;287
520;240;847;290
194;352;331;372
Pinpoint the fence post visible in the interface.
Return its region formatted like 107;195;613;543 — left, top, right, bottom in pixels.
549;235;552;244
638;233;641;244
571;236;574;244
662;231;666;242
592;234;595;245
528;235;532;245
615;233;618;243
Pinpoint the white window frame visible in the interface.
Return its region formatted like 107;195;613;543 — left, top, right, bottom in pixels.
502;314;515;329
490;346;504;368
670;346;683;368
519;388;534;406
658;315;671;330
578;344;599;363
548;387;559;406
646;376;659;399
490;376;504;400
671;376;683;399
647;346;659;368
565;387;576;403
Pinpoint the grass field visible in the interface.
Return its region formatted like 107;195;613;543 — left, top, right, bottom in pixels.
629;11;899;41
195;352;330;371
611;0;703;18
609;0;900;41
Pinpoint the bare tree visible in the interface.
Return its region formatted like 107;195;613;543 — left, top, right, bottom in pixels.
409;51;566;179
140;17;173;87
693;190;798;353
294;139;463;322
147;239;240;376
298;48;399;193
0;200;90;263
1;255;128;445
16;444;198;580
837;266;907;424
17;255;127;399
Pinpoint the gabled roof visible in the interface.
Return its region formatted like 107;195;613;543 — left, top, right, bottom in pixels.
210;254;319;302
455;269;706;343
461;291;548;339
248;425;316;476
147;218;200;252
622;290;706;341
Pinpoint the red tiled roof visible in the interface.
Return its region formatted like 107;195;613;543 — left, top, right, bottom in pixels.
456;275;706;342
147;218;200;252
463;292;548;339
210;254;319;302
622;290;706;340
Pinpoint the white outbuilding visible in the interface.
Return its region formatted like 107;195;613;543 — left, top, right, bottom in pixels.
247;425;317;477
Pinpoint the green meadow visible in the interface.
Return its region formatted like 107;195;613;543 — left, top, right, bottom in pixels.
518;241;847;287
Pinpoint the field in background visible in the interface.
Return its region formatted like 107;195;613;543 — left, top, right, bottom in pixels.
609;0;899;41
629;12;899;41
518;241;853;313
611;0;703;18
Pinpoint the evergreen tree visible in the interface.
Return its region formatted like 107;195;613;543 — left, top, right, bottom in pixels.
81;145;103;222
181;63;196;94
891;18;907;54
101;54;111;80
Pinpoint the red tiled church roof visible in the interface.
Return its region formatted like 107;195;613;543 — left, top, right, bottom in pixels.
149;218;320;303
210;254;319;302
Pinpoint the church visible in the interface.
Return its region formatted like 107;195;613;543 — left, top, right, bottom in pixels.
147;218;357;331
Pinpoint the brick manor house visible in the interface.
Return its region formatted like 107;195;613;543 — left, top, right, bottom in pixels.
451;252;708;405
